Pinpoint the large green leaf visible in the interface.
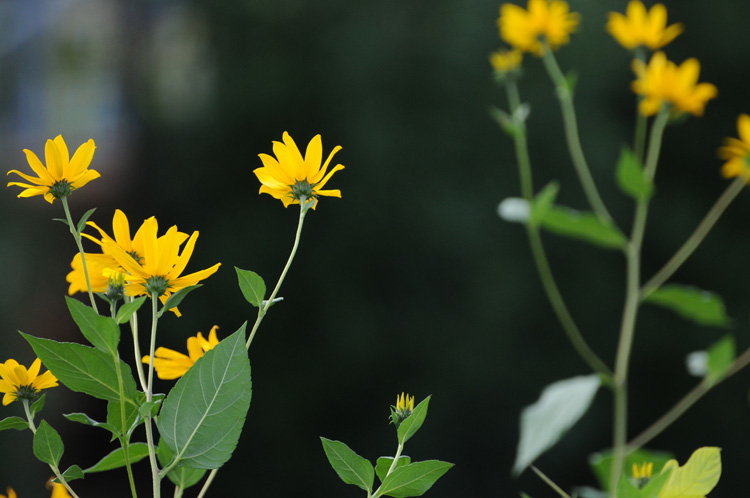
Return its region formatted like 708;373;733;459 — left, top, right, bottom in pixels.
397;396;430;445
236;268;266;308
589;448;674;493
321;437;374;492
66;297;120;354
157;324;251;469
22;333;139;405
513;375;601;476
84;444;150;473
157;439;207;489
34;420;64;466
377;460;453;497
539;206;627;250
659;447;721;498
0;416;28;431
616;147;653;200
643;284;730;328
376;456;411;483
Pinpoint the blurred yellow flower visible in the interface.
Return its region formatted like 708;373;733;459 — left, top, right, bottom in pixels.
607;1;683;50
0;358;58;406
142;326;220;379
0;487;16;498
631;51;717;116
490;48;523;73
7;136;99;203
66;252;117;295
47;478;73;498
254;132;344;209
497;0;579;56
719;114;750;181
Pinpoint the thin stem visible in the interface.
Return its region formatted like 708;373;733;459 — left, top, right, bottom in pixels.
610;108;670;491
145;292;162;498
505;77;613;379
641;176;748;299
127;296;148;392
61;197;98;313
632;48;648;163
371;442;405;498
540;46;613;223
196;469;219;498
627;346;750;451
530;465;572;498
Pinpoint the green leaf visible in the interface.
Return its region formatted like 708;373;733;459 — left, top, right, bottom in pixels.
107;396;144;439
76;208;97;234
376;456;411;482
157;323;252;469
659;447;721;498
157;439;207;489
489;106;522;137
22;332;139;404
643;284;730;328
616;147;653;200
513;375;601;476
138;394;165;420
320;437;374;492
54;465;85;484
539;206;627;250
64;412;119;437
116;297;147;324
397;396;431;446
707;335;735;382
236;268;266;308
33;420;64;466
589;448;674;493
377;460;453;497
158;285;202;318
530;182;559;227
66;297;120;354
30;394;46;416
84;443;151;473
0;416;29;431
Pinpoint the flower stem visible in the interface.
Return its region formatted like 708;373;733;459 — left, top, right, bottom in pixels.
540;45;613;224
530;465;572;498
371;442;405;498
61;197;98;313
196;469;219;498
610;107;670;492
145;292;162;498
127;295;149;392
504;77;612;379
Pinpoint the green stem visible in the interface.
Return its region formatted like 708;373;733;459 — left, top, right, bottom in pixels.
371;442;405;498
126;295;149;392
22;400;82;498
61;197;98;313
640;175;748;299
505;77;613;379
632;48;648;163
145;292;162;498
530;465;572;498
540;46;613;224
196;469;219;498
610;108;670;492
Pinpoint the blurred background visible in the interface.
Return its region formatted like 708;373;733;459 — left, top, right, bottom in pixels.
2;0;750;496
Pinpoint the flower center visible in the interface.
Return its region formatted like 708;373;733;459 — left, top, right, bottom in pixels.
291;180;315;201
49;180;73;199
145;276;169;296
16;384;40;403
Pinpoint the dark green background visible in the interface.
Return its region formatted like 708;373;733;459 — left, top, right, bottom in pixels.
2;0;750;496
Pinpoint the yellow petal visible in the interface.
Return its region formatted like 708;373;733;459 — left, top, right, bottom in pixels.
45;139;63;180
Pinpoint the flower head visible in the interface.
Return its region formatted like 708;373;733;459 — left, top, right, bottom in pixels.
390;392;415;427
607;1;683;51
490;48;523;73
47;478;73;498
719;114;750;181
0;358;58;406
0;487;16;498
497;0;580;56
631;51;717;117
7;136;99;203
632;461;653;487
254;132;344;209
142;326;220;379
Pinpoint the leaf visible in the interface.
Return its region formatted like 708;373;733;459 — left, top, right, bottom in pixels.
76;208;97;234
489;106;522;137
616;147;653;200
66;297;120;354
320;437;374;492
589;448;674;493
659;447;721;498
643;284;730;328
84;443;151;473
107;396;144;439
539;206;627;250
33;420;64;466
116;297;147;324
54;465;85;484
707;335;735;382
157;439;207;489
158;285;202;317
513;375;601;476
138;394;165;420
397;396;431;445
157;323;252;469
0;416;29;431
64;412;119;437
22;332;139;404
376;456;411;482
30;394;46;416
236;268;266;308
530;182;559;227
377;460;453;497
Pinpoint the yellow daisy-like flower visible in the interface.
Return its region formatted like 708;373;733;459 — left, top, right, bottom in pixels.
497;0;580;56
47;478;73;498
490;48;523;73
7;135;99;203
0;358;58;406
66;252;118;295
718;114;750;181
0;487;16;498
631;51;717;117
254;132;344;209
396;392;415;413
607;1;683;51
142;326;220;380
102;216;221;306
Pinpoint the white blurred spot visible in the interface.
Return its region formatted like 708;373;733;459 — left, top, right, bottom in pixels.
497;197;530;223
685;351;708;377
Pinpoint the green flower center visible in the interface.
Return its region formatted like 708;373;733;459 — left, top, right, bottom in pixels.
16;384;40;403
291;180;315;201
145;276;169;296
129;251;143;264
49;180;73;199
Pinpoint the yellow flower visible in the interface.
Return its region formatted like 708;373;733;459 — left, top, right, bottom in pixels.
490;48;523;73
254;132;344;209
66;252;118;295
7;136;99;203
101;216;221;307
0;487;16;498
47;478;73;498
718;114;750;181
607;1;683;50
631;51;717;117
0;358;58;406
142;326;220;379
396;392;415;413
497;0;580;56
